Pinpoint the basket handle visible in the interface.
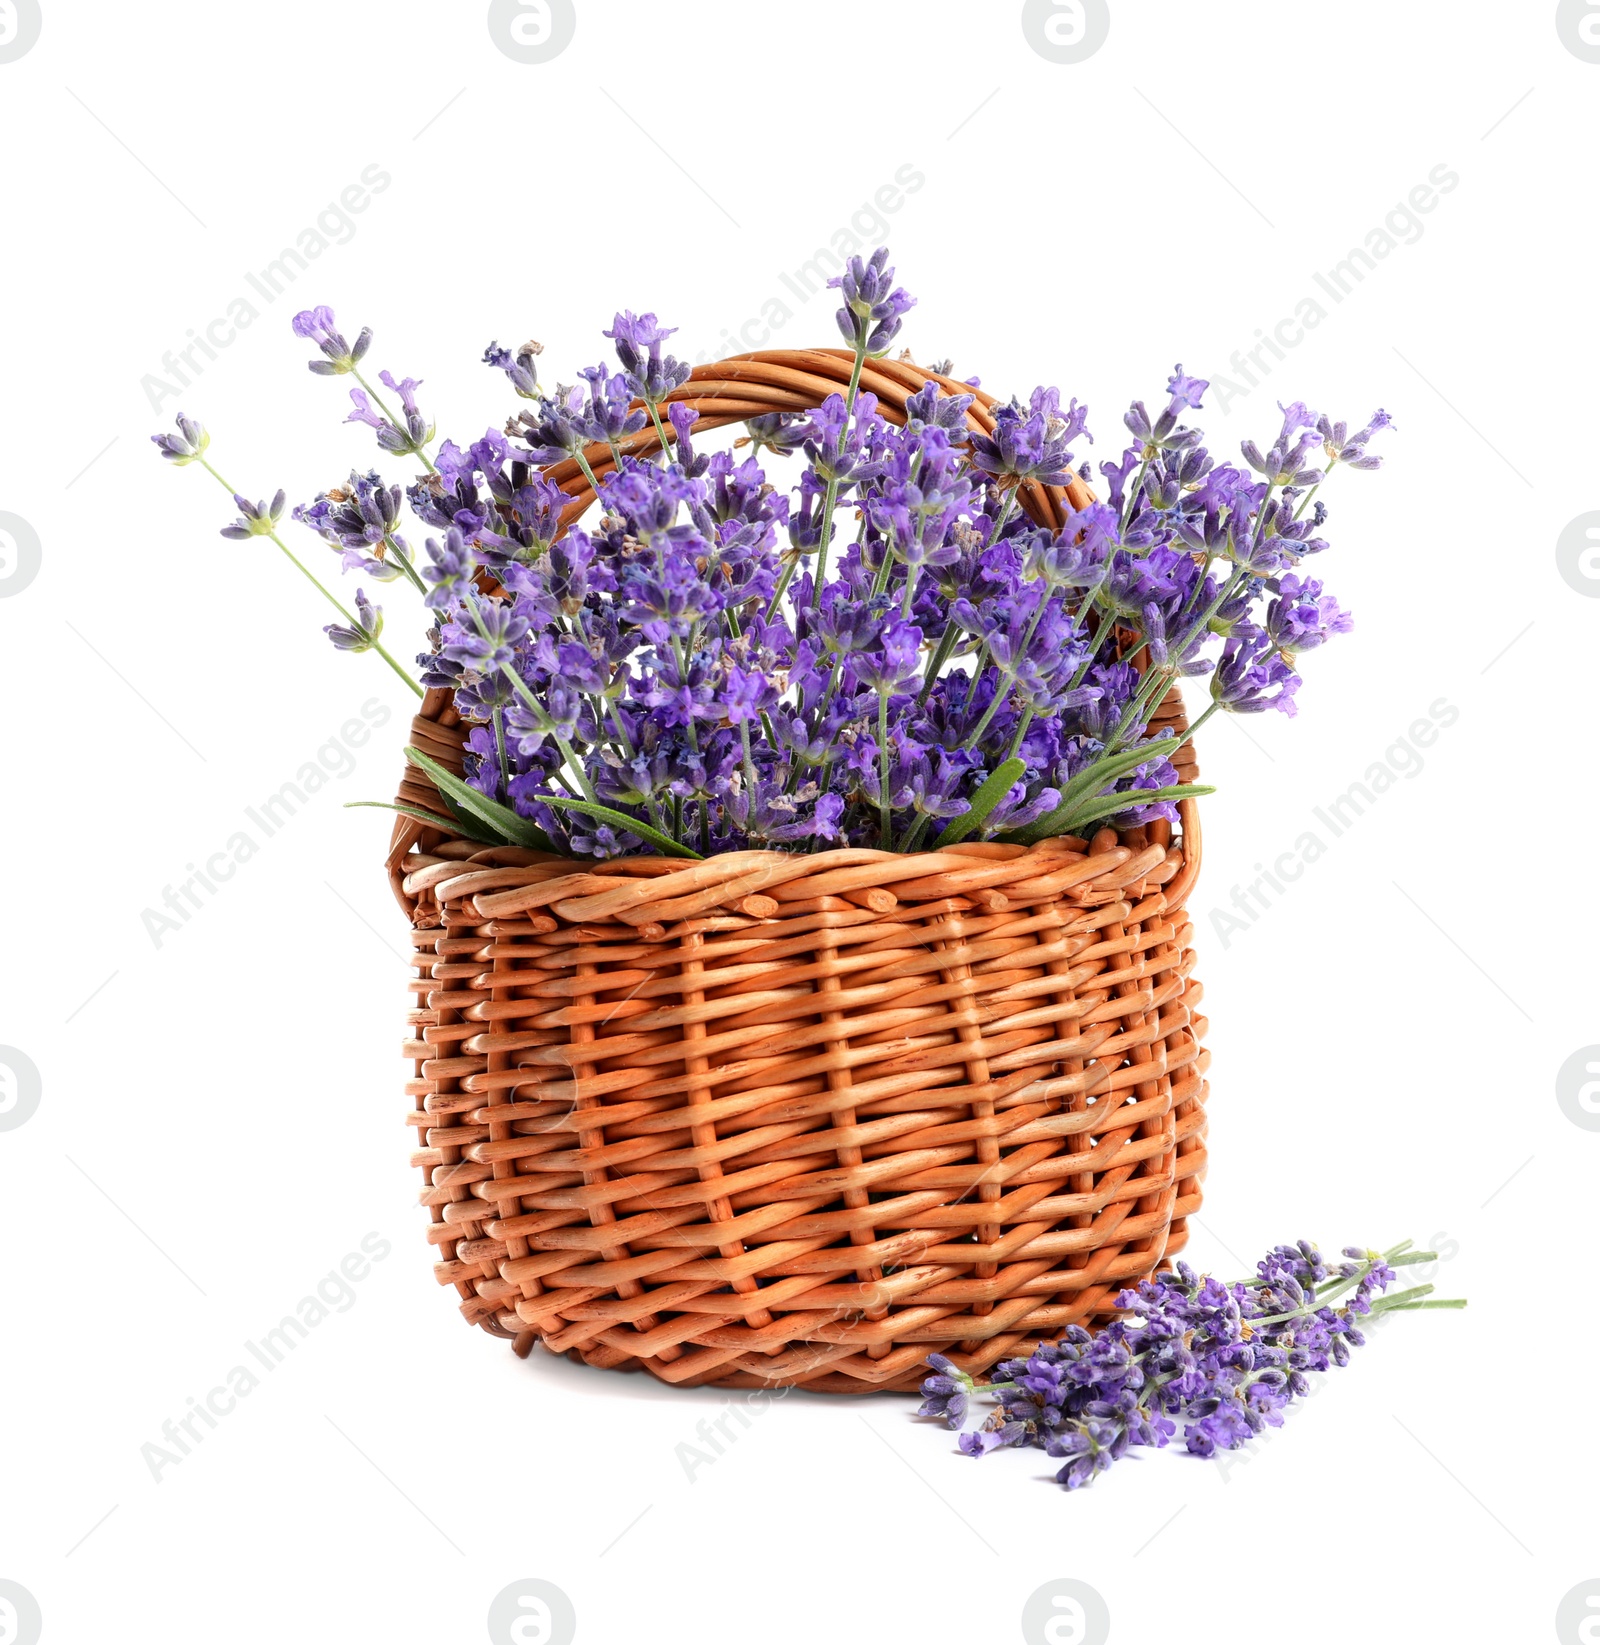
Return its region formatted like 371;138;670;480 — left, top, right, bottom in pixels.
1164;796;1204;909
538;348;1098;528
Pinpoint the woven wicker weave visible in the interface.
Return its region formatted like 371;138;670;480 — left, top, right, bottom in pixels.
387;350;1210;1392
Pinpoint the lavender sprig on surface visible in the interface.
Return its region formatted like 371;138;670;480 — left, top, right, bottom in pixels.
915;1238;1463;1490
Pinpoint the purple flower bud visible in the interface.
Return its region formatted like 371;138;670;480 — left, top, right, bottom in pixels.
292;305;370;374
422;526;477;610
605;310;692;404
324;588;384;652
574;364;648;447
219;489;286;541
151;412;210;465
484;338;544;399
829;246;916;356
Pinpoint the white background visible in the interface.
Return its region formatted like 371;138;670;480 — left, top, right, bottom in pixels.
1;2;1594;1642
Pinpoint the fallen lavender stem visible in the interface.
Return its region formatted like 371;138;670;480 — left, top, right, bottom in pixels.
916;1239;1465;1489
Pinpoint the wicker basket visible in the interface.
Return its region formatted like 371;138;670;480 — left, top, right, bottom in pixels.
387;350;1209;1392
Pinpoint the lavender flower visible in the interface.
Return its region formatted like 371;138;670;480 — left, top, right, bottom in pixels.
219;490;286;540
605;311;691;405
324;588;384;652
830;247;916;356
1122;376;1204;462
345;372;434;458
1265;575;1354;656
151;412;210;465
294;470;413;580
422;526;476;610
744;411;808;459
906;377;975;440
1166;364;1209;411
576;362;648;448
292;306;371;376
484;338;544;399
1211;625;1301;716
440;599;529;676
917;1354;975;1428
513;386;592;464
969;387;1090;486
848;618;923;695
1241;402;1328;487
1319;409;1392;471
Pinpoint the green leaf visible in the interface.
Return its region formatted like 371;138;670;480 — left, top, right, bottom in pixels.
1053;734;1180;807
437;789;510;845
933;757;1026;847
345;800;502;847
533;794;702;859
1050;782;1215;835
403;746;557;851
1065;736;1177;799
1006;736;1182;846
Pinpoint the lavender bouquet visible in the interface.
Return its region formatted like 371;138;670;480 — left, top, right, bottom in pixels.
154;247;1383;860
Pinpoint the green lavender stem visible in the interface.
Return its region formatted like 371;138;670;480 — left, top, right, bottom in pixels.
198;458;423;698
388;540;429;598
492;706;511;796
877;692;893;849
1003;707;1035;763
460;593;597;803
646;399;672;465
808;336;871;610
917;619;963;705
